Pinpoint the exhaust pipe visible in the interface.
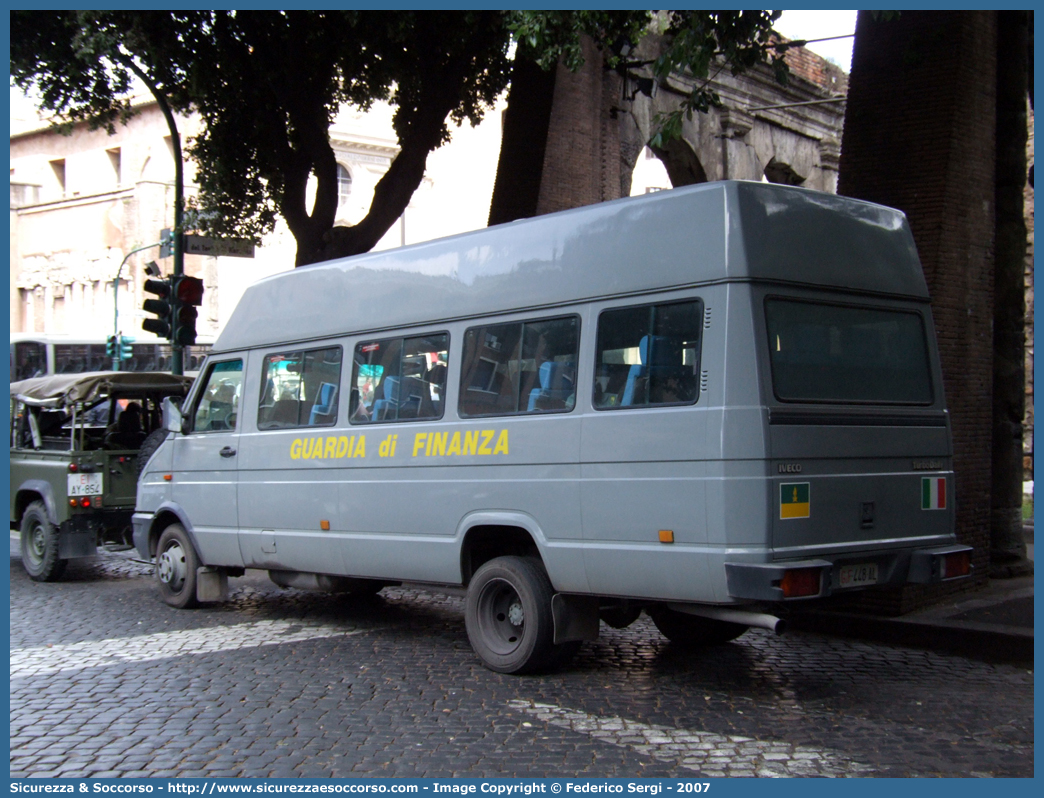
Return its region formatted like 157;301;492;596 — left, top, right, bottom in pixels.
667;603;786;635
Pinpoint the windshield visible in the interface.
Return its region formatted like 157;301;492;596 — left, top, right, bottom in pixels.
765;298;933;405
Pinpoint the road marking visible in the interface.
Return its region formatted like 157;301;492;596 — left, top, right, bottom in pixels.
10;620;367;679
508;700;875;777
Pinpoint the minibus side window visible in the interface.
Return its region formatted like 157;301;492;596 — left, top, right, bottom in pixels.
594;299;703;409
257;347;342;429
191;359;244;432
350;333;449;424
458;315;579;417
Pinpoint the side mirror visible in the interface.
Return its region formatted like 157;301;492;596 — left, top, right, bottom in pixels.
162;396;187;434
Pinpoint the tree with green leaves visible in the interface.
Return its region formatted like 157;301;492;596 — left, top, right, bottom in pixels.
12;10;791;266
12;10;513;266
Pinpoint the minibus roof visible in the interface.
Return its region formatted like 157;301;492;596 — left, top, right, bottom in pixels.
215;180;928;352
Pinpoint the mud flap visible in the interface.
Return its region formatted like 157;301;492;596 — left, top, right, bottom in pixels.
196;566;229;603
551;594;600;644
58;524;97;559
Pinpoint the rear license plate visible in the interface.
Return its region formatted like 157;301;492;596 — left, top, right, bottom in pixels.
68;473;102;497
839;562;878;588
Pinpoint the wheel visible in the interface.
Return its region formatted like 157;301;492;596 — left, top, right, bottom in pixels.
465;556;567;674
155;523;200;609
20;501;66;582
135;428;169;480
649;607;748;648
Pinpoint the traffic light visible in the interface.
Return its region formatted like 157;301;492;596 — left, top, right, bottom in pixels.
106;335;118;358
142;277;172;339
171;275;204;346
159;228;174;259
119;335;134;362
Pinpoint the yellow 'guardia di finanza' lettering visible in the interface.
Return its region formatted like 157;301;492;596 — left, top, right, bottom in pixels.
289;429;509;461
413;429;508;457
289;434;366;460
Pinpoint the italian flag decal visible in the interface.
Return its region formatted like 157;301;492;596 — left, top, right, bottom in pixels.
921;477;947;510
780;482;810;519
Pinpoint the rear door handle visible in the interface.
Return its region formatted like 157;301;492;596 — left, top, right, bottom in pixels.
220;446;237;458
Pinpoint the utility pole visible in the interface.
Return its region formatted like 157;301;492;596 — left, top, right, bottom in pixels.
123;59;186;375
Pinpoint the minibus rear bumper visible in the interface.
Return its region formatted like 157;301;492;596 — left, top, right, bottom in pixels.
724;544;973;601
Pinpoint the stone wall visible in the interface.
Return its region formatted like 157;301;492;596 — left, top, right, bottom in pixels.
618;35;846;195
494;35;848;221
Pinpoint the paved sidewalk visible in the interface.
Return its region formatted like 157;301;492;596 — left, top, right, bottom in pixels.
789;525;1034;665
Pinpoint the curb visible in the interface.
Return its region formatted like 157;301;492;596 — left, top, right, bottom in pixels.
788;610;1034;666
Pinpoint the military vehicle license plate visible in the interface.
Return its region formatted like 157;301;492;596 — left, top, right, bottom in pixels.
68;473;102;497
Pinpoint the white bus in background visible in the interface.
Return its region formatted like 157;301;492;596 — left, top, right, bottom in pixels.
10;334;212;382
133;181;972;674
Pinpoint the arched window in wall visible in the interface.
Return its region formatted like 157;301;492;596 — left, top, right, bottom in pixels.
337;164;353;208
763;158;805;186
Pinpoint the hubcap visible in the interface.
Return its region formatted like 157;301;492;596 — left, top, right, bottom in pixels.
27;522;46;563
157;542;187;590
479;578;526;654
507;601;525;626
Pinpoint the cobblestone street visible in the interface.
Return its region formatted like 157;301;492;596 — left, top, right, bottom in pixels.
9;549;1034;779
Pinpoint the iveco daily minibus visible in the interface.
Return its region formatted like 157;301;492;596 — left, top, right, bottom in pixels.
134;180;971;673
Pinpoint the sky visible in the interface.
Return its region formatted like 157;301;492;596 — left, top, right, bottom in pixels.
774;9;858;72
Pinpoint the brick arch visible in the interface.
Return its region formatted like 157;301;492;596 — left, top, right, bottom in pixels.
649;138;709;188
763;157;806;186
490;35;845;220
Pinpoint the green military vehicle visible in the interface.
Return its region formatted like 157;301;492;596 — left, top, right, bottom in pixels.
10;371;194;581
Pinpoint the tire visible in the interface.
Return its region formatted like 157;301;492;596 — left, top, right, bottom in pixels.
155;523;200;609
20;500;66;582
136;428;169;480
649;607;748;648
465;556;567;674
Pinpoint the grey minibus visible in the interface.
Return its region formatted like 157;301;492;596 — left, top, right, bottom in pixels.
134;180;972;673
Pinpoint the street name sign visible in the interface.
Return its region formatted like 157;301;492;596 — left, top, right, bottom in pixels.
182;234;256;259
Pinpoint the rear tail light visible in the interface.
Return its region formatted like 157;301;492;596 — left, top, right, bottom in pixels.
79;497;91;508
780;567;822;598
941;550;971;579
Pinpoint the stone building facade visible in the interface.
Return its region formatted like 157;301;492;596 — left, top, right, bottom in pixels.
9;102;205;341
621;35;847;197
